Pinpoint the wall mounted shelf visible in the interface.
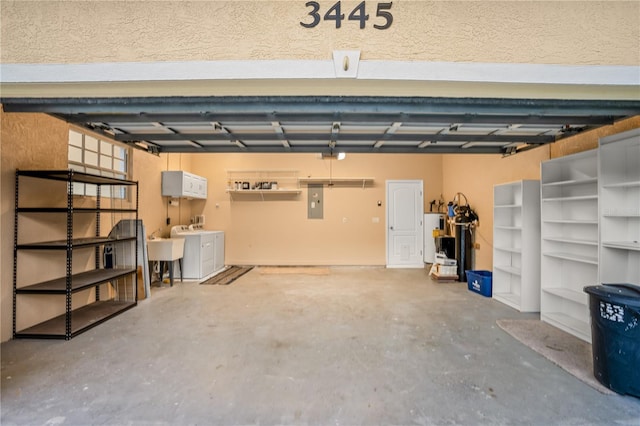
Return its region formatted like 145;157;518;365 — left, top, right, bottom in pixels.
225;188;302;201
226;170;300;201
298;177;374;188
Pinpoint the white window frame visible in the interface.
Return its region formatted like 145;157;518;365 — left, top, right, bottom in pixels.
68;128;131;199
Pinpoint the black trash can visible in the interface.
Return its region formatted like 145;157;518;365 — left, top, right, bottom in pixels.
584;283;640;397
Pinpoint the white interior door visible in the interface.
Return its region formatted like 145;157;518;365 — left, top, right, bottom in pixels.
386;180;424;268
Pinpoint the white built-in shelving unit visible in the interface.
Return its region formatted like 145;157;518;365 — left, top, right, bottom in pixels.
598;128;640;287
492;180;541;312
540;150;598;342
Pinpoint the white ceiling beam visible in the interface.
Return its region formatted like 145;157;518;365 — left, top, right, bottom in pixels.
271;121;290;148
374;121;403;149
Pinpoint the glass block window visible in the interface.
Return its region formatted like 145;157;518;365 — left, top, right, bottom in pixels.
68;129;131;198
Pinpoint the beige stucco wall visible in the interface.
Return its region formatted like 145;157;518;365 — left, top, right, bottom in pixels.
2;1;638;65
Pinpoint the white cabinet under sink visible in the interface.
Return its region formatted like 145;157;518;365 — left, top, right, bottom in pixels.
162;171;207;199
179;231;225;280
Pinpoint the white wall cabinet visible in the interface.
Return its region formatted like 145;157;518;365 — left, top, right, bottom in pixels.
599;128;640;286
540;150;598;342
492;180;541;312
162;171;208;199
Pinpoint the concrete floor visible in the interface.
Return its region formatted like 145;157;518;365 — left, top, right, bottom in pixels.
2;267;640;425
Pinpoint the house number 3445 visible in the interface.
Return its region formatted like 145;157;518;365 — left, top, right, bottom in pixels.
300;1;393;30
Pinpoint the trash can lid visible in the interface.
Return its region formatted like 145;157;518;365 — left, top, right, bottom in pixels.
584;283;640;307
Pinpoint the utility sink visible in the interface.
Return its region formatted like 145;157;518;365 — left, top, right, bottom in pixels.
147;238;185;261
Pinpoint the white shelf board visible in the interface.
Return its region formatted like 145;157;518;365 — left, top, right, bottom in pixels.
299;177;374;187
602;241;640;251
494;246;522;254
542;219;598;225
542;177;597;188
542;195;597;202
494;225;522;231
494;265;522;275
542;237;598;246
541;312;591;343
226;189;301;195
494;204;521;209
543;252;598;265
542;287;588;306
602;180;640;189
493;292;521;310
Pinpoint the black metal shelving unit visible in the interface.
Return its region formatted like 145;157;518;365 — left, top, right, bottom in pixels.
13;169;139;340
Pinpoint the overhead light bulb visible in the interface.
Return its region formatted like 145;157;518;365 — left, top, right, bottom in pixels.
337;152;346;160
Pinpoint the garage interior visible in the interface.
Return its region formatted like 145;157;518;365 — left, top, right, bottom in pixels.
2;95;640;426
2;1;640;424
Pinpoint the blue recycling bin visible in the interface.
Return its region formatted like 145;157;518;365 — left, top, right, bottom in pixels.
584;283;640;398
466;270;492;297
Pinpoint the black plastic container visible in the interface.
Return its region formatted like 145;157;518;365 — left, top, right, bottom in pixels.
583;283;640;398
435;236;455;260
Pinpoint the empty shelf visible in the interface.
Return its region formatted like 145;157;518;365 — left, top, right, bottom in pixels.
16;268;136;294
15;300;136;339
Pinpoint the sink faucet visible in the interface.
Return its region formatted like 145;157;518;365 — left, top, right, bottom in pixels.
149;228;162;240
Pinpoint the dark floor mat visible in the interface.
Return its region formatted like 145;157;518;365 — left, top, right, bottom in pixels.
200;266;254;285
